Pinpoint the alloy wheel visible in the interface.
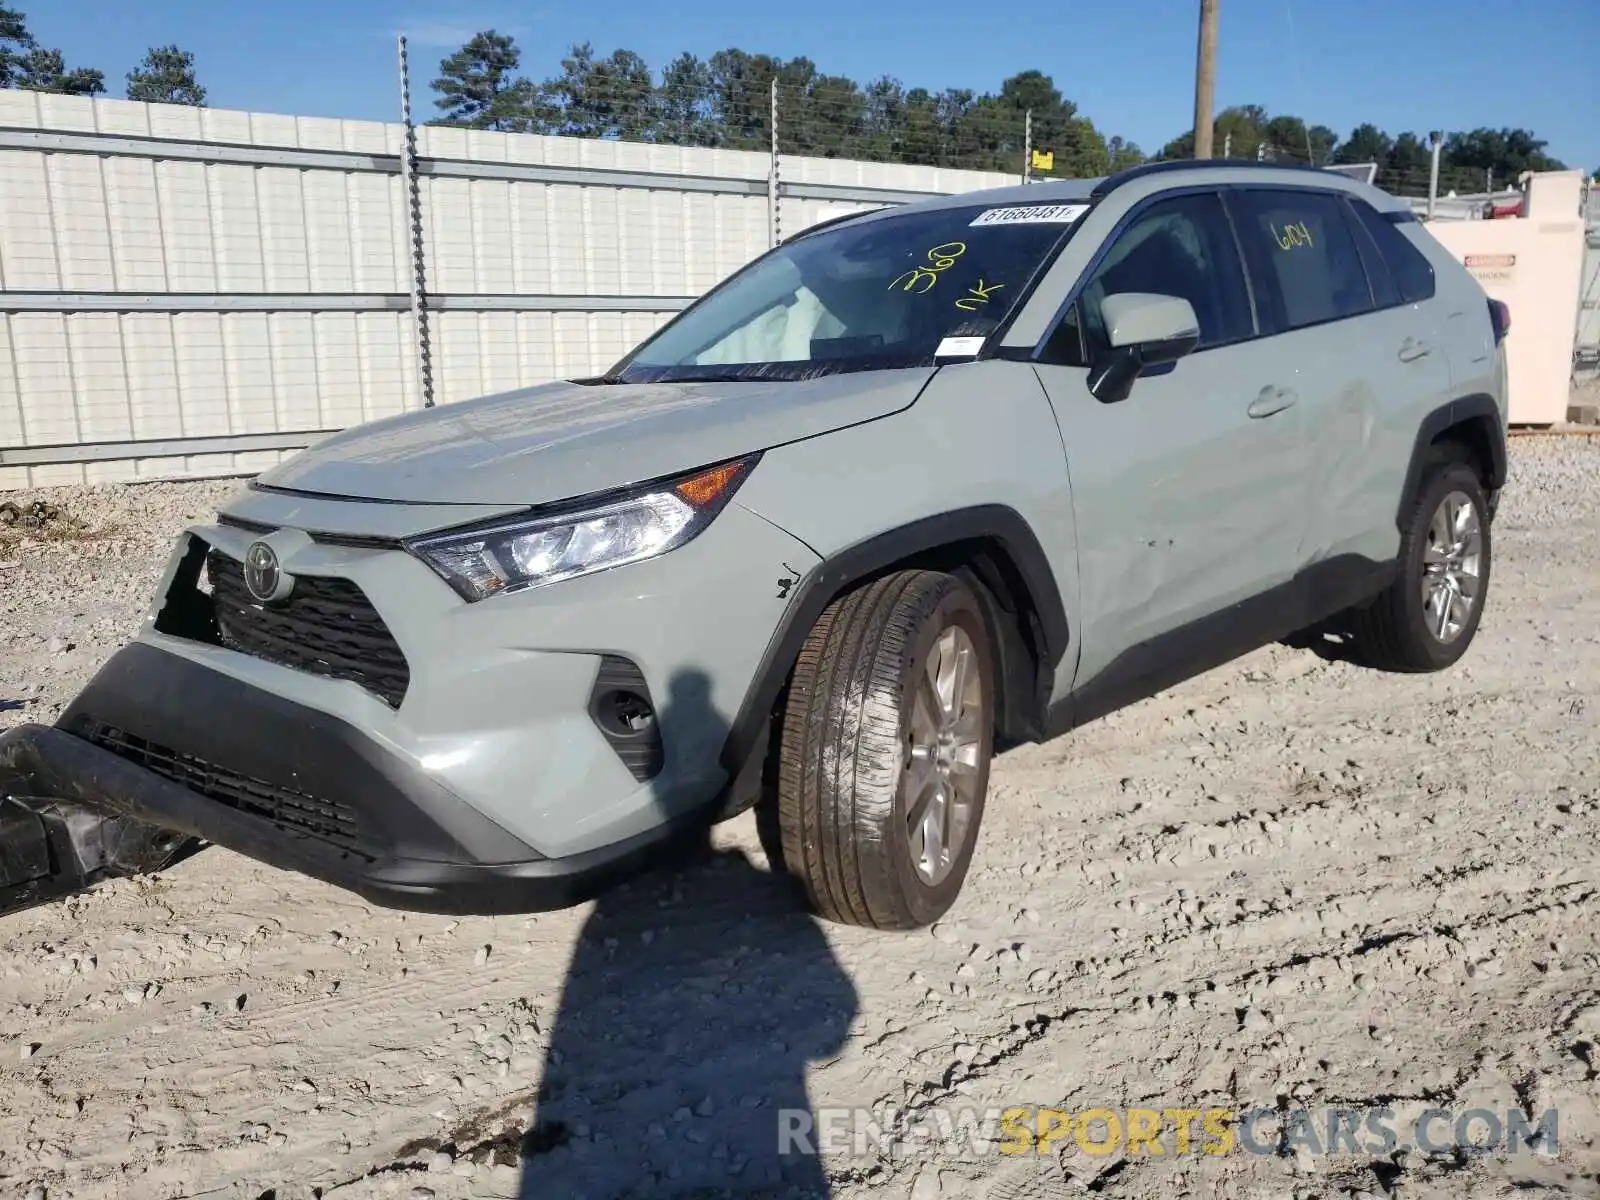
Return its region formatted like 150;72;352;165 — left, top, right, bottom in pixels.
1420;489;1484;644
903;624;985;886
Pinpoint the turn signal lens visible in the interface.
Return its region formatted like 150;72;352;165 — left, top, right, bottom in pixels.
675;459;750;507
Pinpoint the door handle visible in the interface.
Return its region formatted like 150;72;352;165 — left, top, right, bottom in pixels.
1247;386;1298;419
1398;337;1433;363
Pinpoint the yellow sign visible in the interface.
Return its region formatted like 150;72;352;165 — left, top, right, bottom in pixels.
1031;149;1054;171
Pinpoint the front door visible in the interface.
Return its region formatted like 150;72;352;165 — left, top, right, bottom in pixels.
1031;190;1307;710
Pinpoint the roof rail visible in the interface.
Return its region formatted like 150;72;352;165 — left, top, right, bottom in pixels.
1089;157;1332;200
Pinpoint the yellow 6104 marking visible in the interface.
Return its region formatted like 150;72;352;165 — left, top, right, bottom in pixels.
1273;220;1314;250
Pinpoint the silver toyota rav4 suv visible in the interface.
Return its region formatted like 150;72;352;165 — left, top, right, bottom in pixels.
0;160;1509;929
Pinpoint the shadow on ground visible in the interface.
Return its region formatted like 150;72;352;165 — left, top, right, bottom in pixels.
516;668;859;1199
1279;626;1364;665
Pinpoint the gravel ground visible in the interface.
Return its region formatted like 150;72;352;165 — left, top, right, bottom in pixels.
1;437;1598;1200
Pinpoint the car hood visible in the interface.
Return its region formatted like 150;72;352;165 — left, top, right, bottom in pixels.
255;369;934;507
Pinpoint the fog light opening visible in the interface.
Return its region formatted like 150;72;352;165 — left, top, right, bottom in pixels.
603;689;656;737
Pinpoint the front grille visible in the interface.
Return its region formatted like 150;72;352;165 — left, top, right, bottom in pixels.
79;721;374;860
205;548;410;708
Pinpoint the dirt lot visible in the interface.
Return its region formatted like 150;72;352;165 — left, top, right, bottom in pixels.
1;436;1598;1200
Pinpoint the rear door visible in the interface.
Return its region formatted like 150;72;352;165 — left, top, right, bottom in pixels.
1031;189;1308;699
1225;186;1441;579
1344;206;1459;560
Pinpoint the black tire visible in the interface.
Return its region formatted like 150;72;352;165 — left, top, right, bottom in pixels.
769;570;994;930
1347;457;1491;672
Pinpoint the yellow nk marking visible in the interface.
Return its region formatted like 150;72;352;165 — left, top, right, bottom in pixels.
1273;220;1314;250
955;279;1005;311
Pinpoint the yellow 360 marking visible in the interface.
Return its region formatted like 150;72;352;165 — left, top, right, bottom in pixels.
890;241;968;293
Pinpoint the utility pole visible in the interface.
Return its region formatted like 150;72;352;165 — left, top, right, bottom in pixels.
1427;133;1442;219
1223;131;1232;159
1193;0;1219;158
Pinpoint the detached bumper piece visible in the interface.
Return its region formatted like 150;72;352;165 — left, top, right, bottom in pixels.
0;730;190;917
0;641;704;917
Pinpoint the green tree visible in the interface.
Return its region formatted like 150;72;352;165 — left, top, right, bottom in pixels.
540;43;655;140
1333;123;1393;166
1442;127;1565;186
431;31;535;131
1106;136;1145;171
0;6;102;94
1158;105;1269;160
14;46;103;95
126;44;205;105
1382;132;1433;193
0;2;31;88
656;52;715;146
782;60;868;158
705;48;781;151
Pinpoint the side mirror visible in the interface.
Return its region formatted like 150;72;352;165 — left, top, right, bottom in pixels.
1087;293;1201;404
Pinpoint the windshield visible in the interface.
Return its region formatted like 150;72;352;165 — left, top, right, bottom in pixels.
610;200;1090;383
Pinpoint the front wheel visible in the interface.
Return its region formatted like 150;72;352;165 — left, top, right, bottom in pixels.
1347;460;1491;672
768;570;994;930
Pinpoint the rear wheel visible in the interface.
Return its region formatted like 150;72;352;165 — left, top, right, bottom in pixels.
768;570;994;929
1347;458;1490;672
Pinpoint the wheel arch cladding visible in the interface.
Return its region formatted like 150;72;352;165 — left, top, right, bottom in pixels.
1399;394;1507;530
719;505;1071;778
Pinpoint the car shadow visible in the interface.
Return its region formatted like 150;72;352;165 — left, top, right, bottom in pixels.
516;668;858;1199
1279;626;1364;665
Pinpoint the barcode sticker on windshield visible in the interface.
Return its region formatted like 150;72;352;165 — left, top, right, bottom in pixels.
935;336;987;359
970;203;1090;227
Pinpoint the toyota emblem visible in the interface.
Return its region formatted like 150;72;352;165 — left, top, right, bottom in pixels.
243;540;292;603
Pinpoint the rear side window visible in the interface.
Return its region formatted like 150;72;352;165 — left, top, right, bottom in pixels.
1229;189;1374;332
1350;202;1437;304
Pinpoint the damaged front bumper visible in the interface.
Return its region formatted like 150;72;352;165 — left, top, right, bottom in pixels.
0;641;716;918
0;727;191;916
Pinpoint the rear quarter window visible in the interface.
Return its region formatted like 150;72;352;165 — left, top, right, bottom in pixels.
1228;189;1375;333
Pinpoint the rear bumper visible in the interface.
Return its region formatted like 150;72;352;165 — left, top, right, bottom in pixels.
1;643;711;915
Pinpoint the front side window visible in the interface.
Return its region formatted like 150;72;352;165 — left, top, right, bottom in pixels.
1230;189;1374;332
612;202;1089;383
1061;192;1254;367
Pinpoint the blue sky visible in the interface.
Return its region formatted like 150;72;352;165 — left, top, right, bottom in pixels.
23;0;1600;170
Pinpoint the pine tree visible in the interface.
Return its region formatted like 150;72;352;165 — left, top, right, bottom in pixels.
14;46;104;95
0;4;103;94
127;44;205;106
431;31;533;130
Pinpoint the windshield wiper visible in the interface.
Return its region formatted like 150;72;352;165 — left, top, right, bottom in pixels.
571;372;630;386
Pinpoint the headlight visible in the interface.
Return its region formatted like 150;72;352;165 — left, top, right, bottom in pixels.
407;457;756;601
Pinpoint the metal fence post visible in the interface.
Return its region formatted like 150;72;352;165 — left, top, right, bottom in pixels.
1022;109;1032;185
397;34;435;409
1426;134;1442;219
768;79;781;248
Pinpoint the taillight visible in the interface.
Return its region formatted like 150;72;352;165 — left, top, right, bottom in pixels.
1488;299;1511;344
